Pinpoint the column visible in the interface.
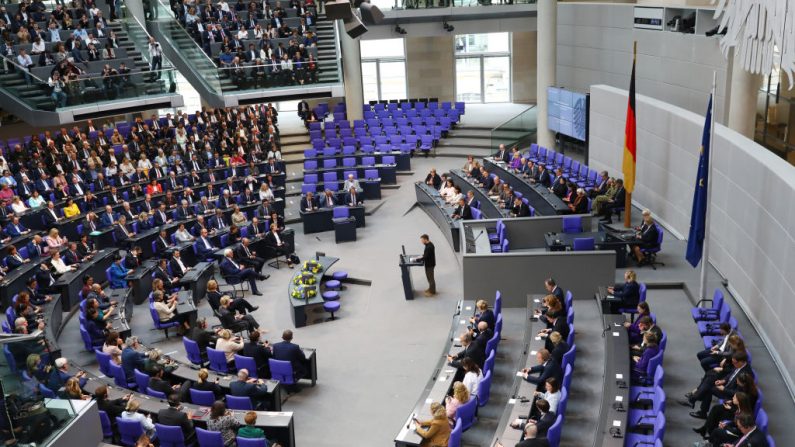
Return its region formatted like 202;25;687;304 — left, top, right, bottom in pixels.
339;22;364;121
536;0;557;149
727;49;763;139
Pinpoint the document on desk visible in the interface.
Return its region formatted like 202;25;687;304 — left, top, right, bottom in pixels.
612;332;620;337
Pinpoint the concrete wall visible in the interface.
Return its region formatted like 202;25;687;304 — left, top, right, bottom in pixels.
512;31;538;104
405;35;456;102
588;83;795;396
556;2;730;122
463;251;616;307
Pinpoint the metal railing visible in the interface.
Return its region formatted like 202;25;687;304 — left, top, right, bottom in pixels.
490;105;537;152
380;0;535;11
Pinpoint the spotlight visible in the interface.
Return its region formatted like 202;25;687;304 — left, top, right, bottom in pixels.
394;24;407;35
443;21;454;32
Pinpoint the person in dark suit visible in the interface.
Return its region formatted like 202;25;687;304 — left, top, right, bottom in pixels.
42;201;61;226
300;192;318;212
681;351;752;418
190;367;225;400
235;238;266;274
607;270;640;309
271;330;308;386
464;190;480;210
185;319;220;360
510;196;531;217
157;394;195;444
229;369;271;409
496;423;550;447
631;332;660;379
733;413;769;447
590;171;610;198
94;385;129;421
600;178;626;223
451;198;472;220
521;350;562;391
114;216;135;246
4;246;27;270
541;313;570;352
26;235;44;260
568;188;588;214
493;144;510;163
194;228;218;261
242;330;272;379
264;223;293;267
631;210;661;265
154;230;172;254
470;300;495;333
534;164;552;188
63;242;82;265
424;169;441;189
154;204;172;226
417;234;436;296
121;337;146;383
247;217;266;238
447;332;484;369
297;100;310;119
547;332;570;367
220;249;263;295
154;258;177;289
148;366;176;395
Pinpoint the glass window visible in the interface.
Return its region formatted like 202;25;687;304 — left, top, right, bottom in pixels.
362;61;379;103
455;32;510;55
360;39;407;101
361;38;405;59
455;33;511;103
379;61;407;100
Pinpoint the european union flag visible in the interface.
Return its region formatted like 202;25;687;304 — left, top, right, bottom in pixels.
686;95;712;267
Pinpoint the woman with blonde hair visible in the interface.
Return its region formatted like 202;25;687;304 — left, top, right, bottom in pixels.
190;368;224;400
413;402;451;447
120;398;156;437
469;299;495;332
444;382;470;427
46;228;68;252
215;329;244;366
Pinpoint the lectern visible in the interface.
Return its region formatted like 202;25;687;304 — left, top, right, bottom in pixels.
399;246;424;300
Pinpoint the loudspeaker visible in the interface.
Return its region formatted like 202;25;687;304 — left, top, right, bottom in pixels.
325;0;353;20
344;13;368;38
359;2;384;25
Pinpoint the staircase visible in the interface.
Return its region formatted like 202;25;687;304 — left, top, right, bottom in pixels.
314;17;340;84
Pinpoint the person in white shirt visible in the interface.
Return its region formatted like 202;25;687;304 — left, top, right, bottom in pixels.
10;196;28;214
50;252;77;274
31;37;46;55
258;183;275;201
535;377;562;415
461;358;483;397
447;186;463;205
16;49;33;84
343;174;362;194
174;223;194;243
439;179;455;199
120;399;156;437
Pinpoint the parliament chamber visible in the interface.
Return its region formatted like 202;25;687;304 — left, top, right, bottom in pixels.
1;1;793;447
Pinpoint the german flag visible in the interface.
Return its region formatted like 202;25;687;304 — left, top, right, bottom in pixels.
622;48;637;193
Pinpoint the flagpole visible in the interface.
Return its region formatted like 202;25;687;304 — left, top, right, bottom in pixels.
698;71;717;301
624;41;637;229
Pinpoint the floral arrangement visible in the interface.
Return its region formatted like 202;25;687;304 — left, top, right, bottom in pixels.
302;260;322;274
290;284;317;300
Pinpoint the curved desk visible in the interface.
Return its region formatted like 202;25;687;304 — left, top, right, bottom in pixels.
483;159;569;216
448;169;510;219
394;300;476;446
594;313;629;447
414;182;460;252
288;256;339;327
53;248;119;311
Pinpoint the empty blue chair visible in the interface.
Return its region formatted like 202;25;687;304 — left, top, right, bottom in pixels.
697;303;731;335
628;386;665;432
189;388;216;406
156;423;189;447
234;354;259;378
117;417;145;446
109;361;136;389
226;395;253;410
624;413;665;447
269;359;295;385
457;397;478;431
183;337;205;366
572;237;595;251
562;216;583;233
494;291;502;316
756;409;768;433
134;369;150;392
547;414;563;447
691;289;725;322
485;331;500;358
562;344;576;370
207;348;230;374
196;428;225;447
562;363;573;392
99;411;114;440
630;366;664;404
448;418;462;447
477;370;492;407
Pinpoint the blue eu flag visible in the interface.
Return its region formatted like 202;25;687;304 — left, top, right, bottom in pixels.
686;95;712;267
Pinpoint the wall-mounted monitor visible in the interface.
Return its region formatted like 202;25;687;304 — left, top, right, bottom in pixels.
547;87;588;142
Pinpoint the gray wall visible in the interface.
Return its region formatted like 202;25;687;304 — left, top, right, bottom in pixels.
463;214;595;249
463;251;616;308
405;35;457;102
512;31;538;104
556;2;730;122
588;83;795;396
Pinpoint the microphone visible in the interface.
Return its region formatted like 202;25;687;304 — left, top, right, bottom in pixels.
602;325;611;337
406;413;415;429
315;236;321;242
473;230;485;242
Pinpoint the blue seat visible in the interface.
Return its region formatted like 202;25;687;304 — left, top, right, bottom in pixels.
207;347;230;374
196;427;225;447
190;389;216;406
117;417;146;446
99;411;114;441
183;337;205;366
109;361;136;390
562;216;582;233
155;423;190;447
149;302;180;338
225;395;253;410
448;418;462;447
572;237;595;251
640;224;665;269
134;368;150;392
547;414;563;447
691;289;724;322
147;387;167;399
268;359;295;385
457;397;478;431
477;370;492;407
236;438;269;447
234;354;259;378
